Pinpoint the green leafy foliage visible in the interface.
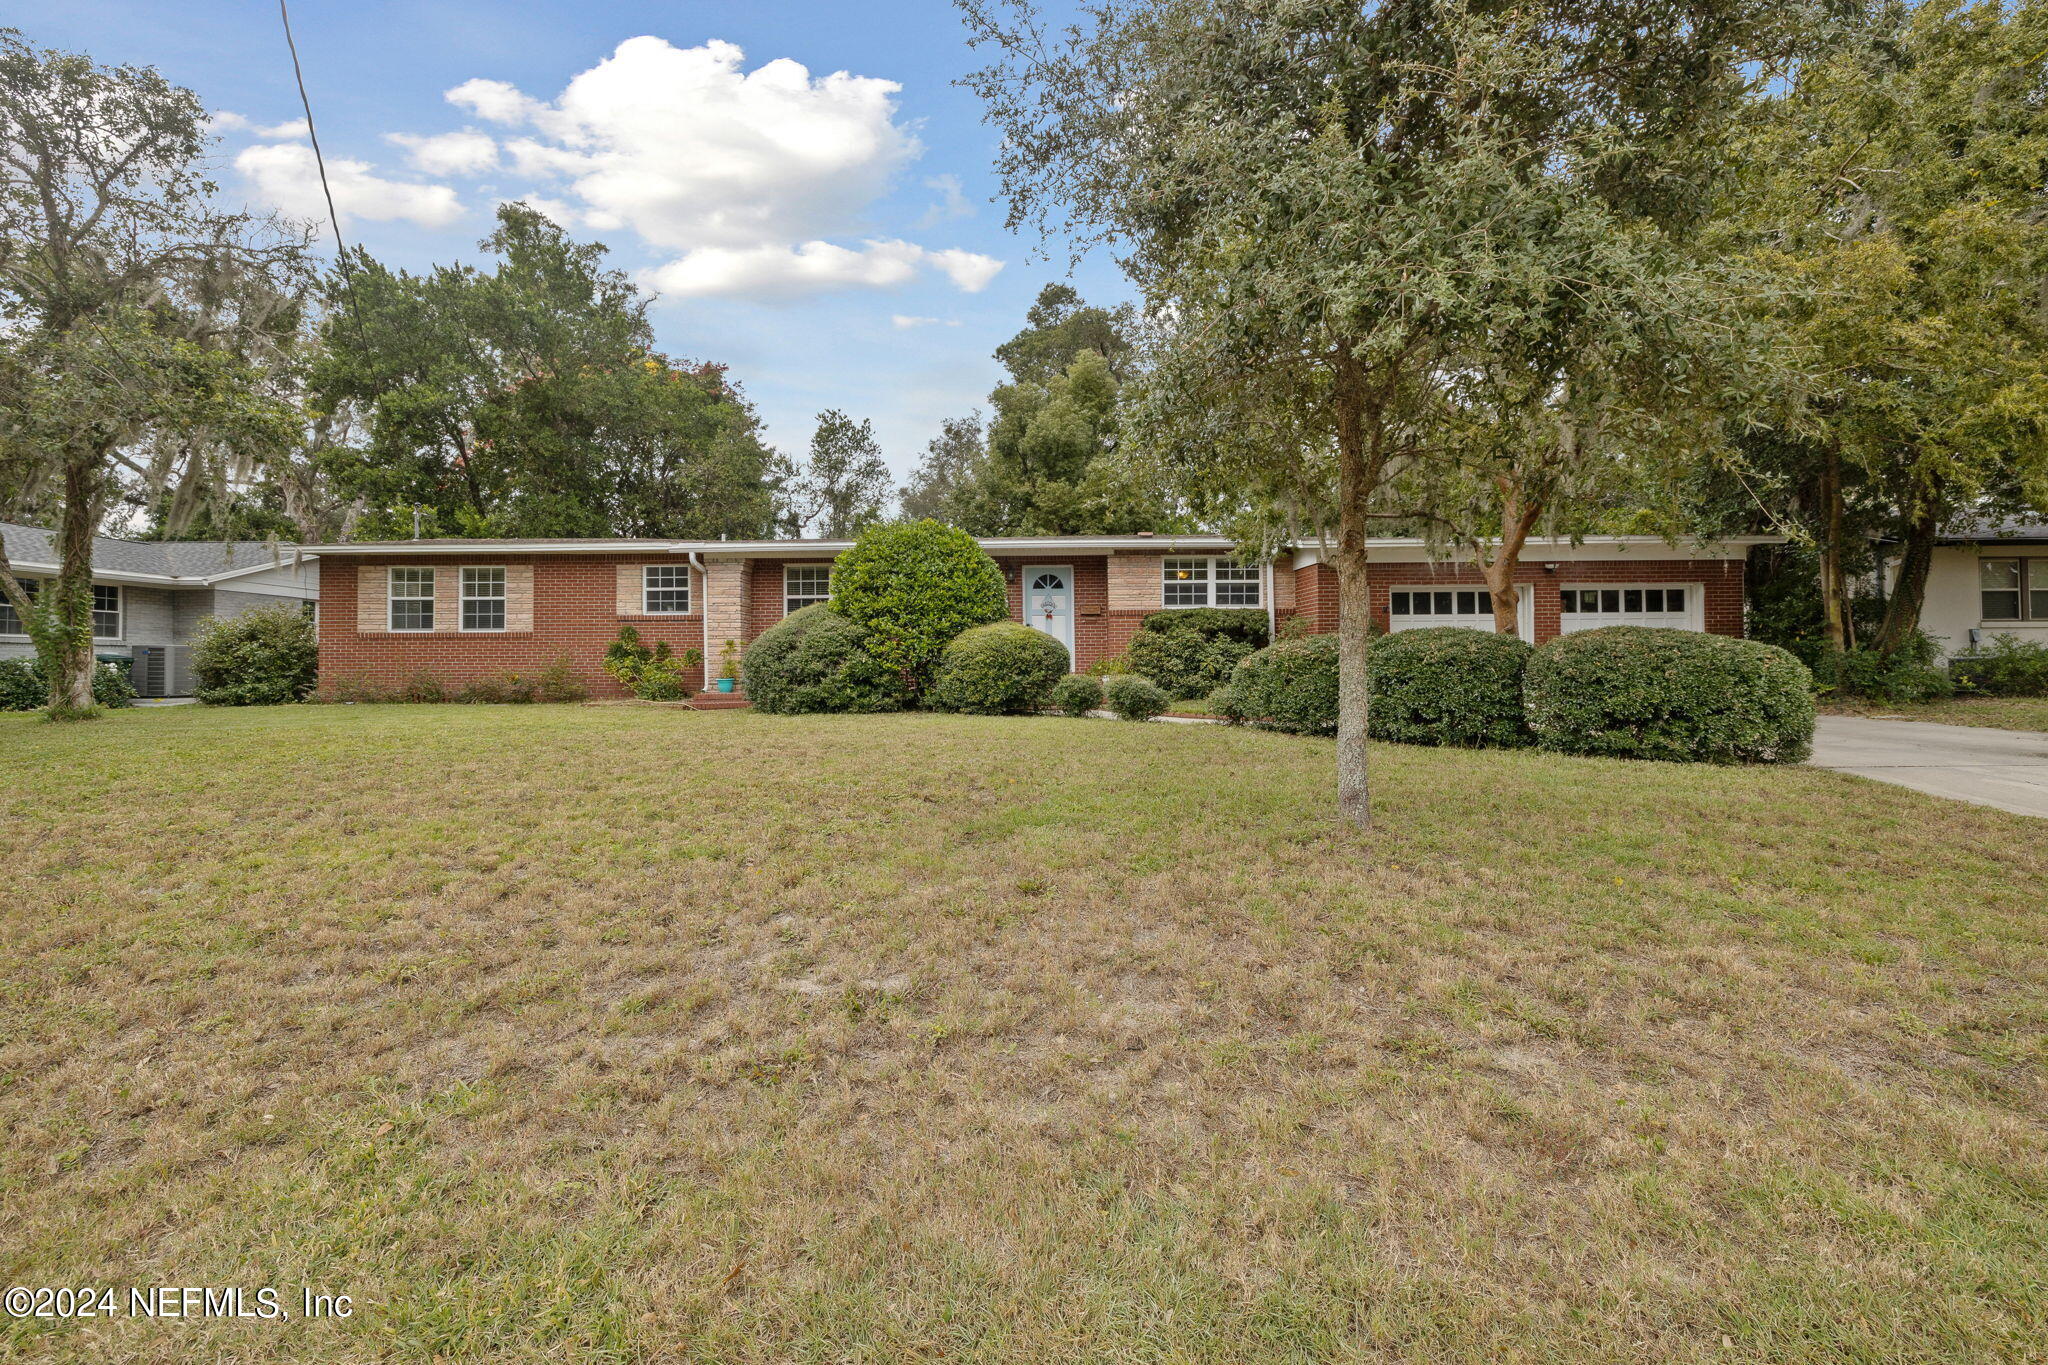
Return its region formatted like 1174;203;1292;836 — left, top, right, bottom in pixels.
1524;627;1814;764
828;521;1007;695
602;625;700;701
742;604;908;715
1951;635;2048;698
929;622;1071;715
1223;634;1340;737
1137;608;1271;646
191;604;317;706
1368;628;1533;749
1126;608;1269;698
1049;673;1104;717
1102;674;1169;721
1808;634;1955;703
0;658;134;712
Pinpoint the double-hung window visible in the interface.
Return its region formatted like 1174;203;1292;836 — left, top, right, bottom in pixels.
1980;558;2048;621
1162;556;1260;608
642;565;691;614
91;585;121;639
389;567;435;631
460;567;506;631
0;577;37;635
784;564;831;615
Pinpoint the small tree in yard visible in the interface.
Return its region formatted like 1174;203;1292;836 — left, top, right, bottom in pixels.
961;0;1812;826
829;519;1008;697
0;31;304;717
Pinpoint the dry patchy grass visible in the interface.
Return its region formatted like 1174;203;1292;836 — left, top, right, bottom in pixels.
2;704;2045;1363
1824;695;2048;732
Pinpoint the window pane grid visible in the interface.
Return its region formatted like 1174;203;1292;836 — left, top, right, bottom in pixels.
1389;588;1493;617
1560;585;1686;616
642;565;691;614
461;567;507;631
0;577;37;635
91;584;120;638
390;567;435;631
1162;556;1258;608
784;564;831;615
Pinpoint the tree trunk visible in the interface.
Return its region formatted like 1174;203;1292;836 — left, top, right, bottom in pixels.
47;454;105;715
1484;476;1543;637
1873;505;1939;656
1817;445;1853;651
1332;370;1373;831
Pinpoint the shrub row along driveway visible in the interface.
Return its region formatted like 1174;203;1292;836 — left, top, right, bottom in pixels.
1810;714;2048;818
2;705;2043;1362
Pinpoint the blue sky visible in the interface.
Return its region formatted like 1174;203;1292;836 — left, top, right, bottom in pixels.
12;0;1125;482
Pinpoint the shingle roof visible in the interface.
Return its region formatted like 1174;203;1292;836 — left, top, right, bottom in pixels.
0;521;296;580
1941;516;2048;543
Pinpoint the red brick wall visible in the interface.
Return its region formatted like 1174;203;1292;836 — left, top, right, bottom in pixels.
316;553;708;699
1294;564;1339;634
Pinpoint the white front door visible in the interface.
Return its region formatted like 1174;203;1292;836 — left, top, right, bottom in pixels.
1023;564;1075;664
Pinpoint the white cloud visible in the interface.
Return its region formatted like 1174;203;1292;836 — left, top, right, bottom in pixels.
212;111;311;140
443;37;1002;300
646;239;1002;301
510;193;582;227
235;142;464;229
918;174;973;227
891;314;962;329
387;129;499;177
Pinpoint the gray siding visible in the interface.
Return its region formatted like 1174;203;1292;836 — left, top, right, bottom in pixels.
117;585;177;650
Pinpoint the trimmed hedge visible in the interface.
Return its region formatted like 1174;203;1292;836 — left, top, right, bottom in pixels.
743;604;909;714
1127;627;1255;699
1221;633;1340;736
1524;627;1814;764
930;622;1070;714
1367;627;1531;748
829;520;1008;694
1103;674;1169;721
1137;607;1270;646
192;603;318;705
1049;673;1103;717
0;657;136;711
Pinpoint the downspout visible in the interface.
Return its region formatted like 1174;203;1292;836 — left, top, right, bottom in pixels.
689;551;708;693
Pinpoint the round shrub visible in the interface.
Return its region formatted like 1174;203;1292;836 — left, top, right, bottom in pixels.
1367;627;1532;749
929;622;1071;714
0;657;135;711
1103;674;1169;721
1049;673;1104;717
828;520;1007;694
192;603;318;705
1137;607;1271;646
1524;627;1815;764
1127;627;1255;699
1225;633;1340;736
743;603;908;715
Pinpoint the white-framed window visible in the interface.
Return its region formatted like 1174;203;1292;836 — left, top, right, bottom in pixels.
1980;557;2048;621
784;564;831;615
1390;587;1494;620
92;584;120;640
0;576;37;635
0;580;120;637
389;567;435;631
460;567;506;631
1559;583;1698;633
642;564;691;614
1162;556;1260;608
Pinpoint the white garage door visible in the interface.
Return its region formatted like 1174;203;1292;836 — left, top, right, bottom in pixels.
1559;584;1701;634
1387;586;1535;637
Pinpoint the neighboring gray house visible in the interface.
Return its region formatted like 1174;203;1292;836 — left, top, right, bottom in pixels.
1;521;318;697
1911;517;2048;659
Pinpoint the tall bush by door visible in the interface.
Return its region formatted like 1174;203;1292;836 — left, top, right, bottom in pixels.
929;621;1071;715
743;604;909;715
1366;627;1532;748
828;519;1008;696
1523;627;1815;764
191;603;319;705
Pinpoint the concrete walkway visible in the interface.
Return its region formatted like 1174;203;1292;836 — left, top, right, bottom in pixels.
1810;715;2048;818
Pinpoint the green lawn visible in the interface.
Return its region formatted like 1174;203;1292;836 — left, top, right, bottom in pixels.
3;704;2044;1363
1824;695;2048;732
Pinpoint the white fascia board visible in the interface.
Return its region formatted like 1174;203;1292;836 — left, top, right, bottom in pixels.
689;535;1242;557
297;541;682;555
7;562;188;587
1288;535;1780;568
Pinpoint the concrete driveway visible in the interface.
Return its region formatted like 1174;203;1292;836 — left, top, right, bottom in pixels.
1810;715;2048;818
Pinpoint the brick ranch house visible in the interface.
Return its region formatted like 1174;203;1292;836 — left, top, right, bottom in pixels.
302;532;1772;700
